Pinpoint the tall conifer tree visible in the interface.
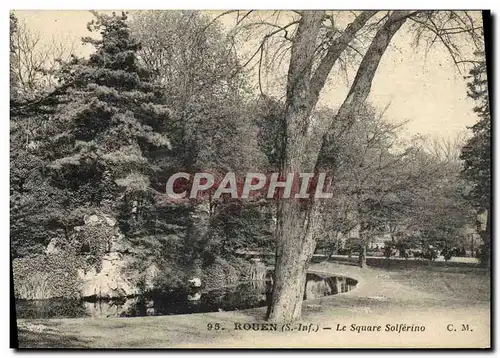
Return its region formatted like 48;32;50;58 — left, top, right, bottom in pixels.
48;12;171;216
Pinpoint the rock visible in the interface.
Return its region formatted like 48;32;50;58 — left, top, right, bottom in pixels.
83;212;116;227
109;232;133;254
188;277;201;288
45;238;61;255
78;252;139;299
83;214;102;225
103;214;117;227
143;263;161;291
187;292;201;301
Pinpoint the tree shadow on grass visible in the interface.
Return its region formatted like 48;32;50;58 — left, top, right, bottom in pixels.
16;320;94;348
17;328;92;348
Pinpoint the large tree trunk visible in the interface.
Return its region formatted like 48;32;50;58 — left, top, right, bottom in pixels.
186;200;211;277
267;11;409;323
358;243;367;268
480;209;490;269
266;11;324;323
267;202;320;322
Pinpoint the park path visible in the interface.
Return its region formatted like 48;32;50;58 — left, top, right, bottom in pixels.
169;262;490;348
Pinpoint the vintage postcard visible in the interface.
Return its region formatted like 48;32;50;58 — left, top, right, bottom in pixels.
10;9;491;349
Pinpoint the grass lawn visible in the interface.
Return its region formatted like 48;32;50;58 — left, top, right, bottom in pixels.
15;261;491;349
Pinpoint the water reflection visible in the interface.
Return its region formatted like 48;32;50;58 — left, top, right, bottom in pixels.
16;273;357;319
304;273;357;300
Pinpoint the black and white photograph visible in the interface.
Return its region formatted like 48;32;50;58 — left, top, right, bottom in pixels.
9;8;492;349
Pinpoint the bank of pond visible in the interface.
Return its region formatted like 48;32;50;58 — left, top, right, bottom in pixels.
16;272;357;319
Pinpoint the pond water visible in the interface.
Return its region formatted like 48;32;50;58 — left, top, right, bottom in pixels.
16;273;357;319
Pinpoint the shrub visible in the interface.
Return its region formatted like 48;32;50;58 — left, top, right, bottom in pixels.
13;253;85;299
202;256;252;290
383;241;394;259
14;272;53;300
73;223;114;273
150;266;187;293
422;246;438;261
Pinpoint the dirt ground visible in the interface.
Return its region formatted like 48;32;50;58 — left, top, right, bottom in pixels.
15;261;491;349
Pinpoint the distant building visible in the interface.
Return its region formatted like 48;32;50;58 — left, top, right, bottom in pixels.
368;234;390;249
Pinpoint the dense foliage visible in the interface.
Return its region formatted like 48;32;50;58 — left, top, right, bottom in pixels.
460;51;491;208
460;50;491;266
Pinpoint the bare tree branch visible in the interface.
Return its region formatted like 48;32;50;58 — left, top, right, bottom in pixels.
408;11;483;73
316;11;410;171
309;11;378;102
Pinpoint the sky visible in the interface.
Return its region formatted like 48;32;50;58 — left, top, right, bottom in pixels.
13;10;485;142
